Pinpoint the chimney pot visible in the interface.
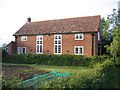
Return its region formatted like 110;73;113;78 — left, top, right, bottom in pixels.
27;17;31;23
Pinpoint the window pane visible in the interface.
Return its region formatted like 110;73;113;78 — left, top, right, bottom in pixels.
55;45;57;53
37;37;39;40
58;35;61;39
98;32;100;40
55;40;57;44
76;35;78;39
40;45;42;53
25;37;27;40
18;47;20;54
58;40;61;44
40;41;42;44
6;48;9;53
58;45;61;53
80;34;83;39
75;47;78;54
37;41;39;44
37;45;39;52
55;36;57;39
80;47;83;54
40;37;42;40
22;48;26;54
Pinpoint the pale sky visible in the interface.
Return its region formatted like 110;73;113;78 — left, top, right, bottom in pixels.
0;0;119;46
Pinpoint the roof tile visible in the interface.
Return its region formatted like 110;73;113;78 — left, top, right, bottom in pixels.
13;15;100;36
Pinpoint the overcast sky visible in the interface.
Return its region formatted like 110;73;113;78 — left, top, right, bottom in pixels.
0;0;119;46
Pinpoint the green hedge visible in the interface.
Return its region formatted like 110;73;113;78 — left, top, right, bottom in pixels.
2;54;110;67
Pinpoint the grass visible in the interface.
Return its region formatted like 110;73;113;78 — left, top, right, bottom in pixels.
2;63;31;66
2;63;95;74
2;63;120;88
31;64;95;74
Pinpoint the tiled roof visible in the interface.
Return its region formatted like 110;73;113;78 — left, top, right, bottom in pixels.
13;15;101;36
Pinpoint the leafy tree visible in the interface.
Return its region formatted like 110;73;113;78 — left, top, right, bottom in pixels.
104;8;120;64
101;9;119;54
106;27;120;64
101;18;112;54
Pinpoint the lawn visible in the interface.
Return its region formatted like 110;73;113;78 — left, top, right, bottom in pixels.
2;63;95;74
31;64;95;74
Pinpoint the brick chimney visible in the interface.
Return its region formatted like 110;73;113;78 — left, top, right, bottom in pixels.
27;17;31;23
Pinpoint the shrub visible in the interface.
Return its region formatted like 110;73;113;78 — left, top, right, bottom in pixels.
38;60;119;88
2;49;8;59
3;54;112;67
38;69;106;88
3;54;91;67
89;55;111;68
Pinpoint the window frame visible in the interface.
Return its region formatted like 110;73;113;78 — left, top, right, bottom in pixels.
36;35;43;54
21;36;27;41
22;47;26;54
18;47;20;54
74;46;84;55
98;32;100;40
5;48;9;54
54;34;62;54
75;33;84;40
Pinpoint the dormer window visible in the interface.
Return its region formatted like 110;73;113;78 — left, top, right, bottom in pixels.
75;34;84;40
21;36;27;41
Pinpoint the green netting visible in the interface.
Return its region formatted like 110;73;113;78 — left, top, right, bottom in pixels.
17;69;70;88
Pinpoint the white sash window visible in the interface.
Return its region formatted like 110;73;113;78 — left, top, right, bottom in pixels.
36;35;43;54
54;34;62;54
74;46;84;55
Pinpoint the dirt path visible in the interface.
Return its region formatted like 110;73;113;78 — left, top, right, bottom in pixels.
2;65;50;81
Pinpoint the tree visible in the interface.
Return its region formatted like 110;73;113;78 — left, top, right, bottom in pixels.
101;9;119;54
104;8;120;64
106;27;120;64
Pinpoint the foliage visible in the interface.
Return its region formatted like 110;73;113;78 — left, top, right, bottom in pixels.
106;27;120;63
3;54;110;67
88;55;110;68
2;57;120;88
2;77;22;89
2;48;8;58
38;60;119;88
101;9;118;54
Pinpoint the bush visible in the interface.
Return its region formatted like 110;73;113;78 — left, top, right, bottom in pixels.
2;77;22;89
2;49;8;59
3;54;111;67
38;60;119;88
3;54;91;67
88;55;111;68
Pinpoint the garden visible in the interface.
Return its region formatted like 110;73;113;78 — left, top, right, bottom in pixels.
1;9;120;89
2;54;120;89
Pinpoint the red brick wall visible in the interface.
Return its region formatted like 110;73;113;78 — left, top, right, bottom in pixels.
62;34;92;57
17;36;36;54
5;42;16;54
16;33;100;57
43;35;54;54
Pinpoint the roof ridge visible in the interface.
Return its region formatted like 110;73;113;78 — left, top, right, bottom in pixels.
13;15;101;36
31;15;101;23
